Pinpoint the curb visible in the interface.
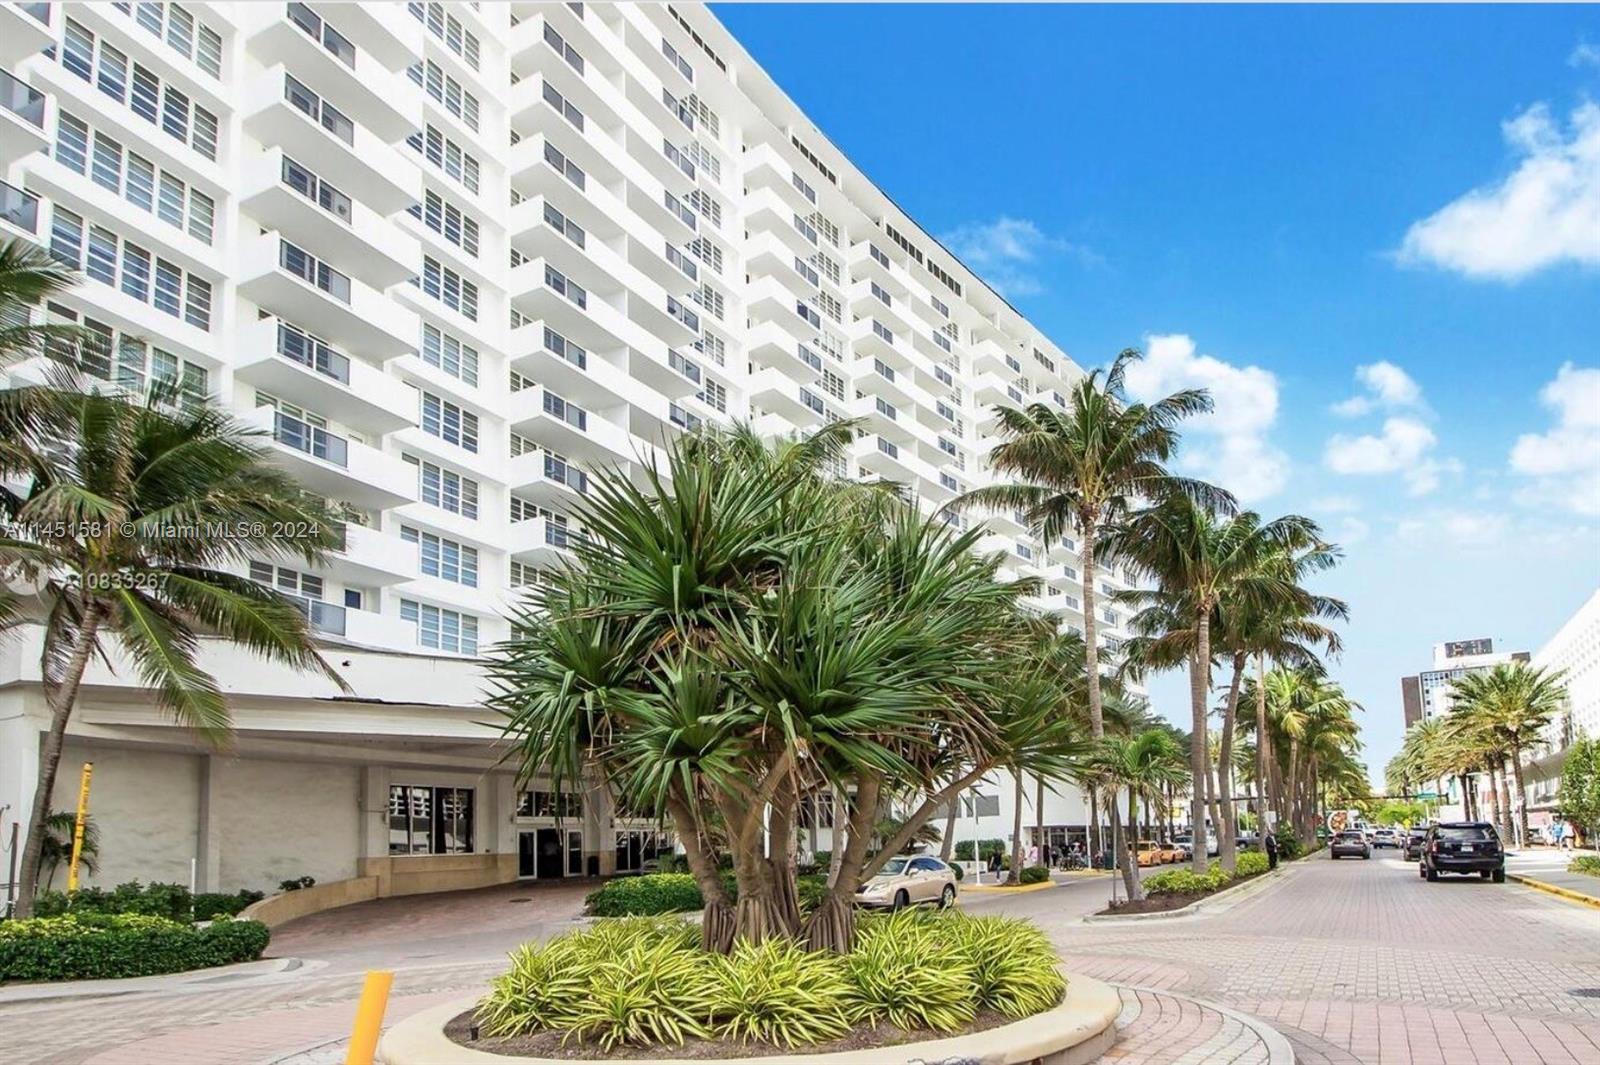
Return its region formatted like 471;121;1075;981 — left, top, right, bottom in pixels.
1082;862;1299;924
1116;984;1296;1065
377;971;1122;1065
0;956;322;1005
1509;874;1600;910
963;879;1062;894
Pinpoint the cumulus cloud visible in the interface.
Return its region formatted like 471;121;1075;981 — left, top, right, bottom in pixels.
1120;334;1289;503
1310;495;1363;514
1396;509;1511;549
1324;417;1458;496
939;217;1099;299
1509;362;1600;516
1397;101;1600;280
1572;40;1600;69
1331;361;1425;417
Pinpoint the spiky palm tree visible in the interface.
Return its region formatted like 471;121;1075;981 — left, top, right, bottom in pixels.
1;386;348;916
1085;728;1188;901
1109;501;1331;870
1449;663;1568;844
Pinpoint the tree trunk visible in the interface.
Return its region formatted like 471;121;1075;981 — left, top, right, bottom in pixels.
806;774;880;952
1110;786;1141;901
1087;783;1101;866
1511;742;1532;847
1007;765;1023;885
826;784;845;887
939;796;958;861
1217;652;1245;871
768;793;801;933
16;603;105;919
1035;774;1045;867
1496;761;1515;845
1254;653;1272;841
1484;765;1503;843
1189;615;1213;874
1080;523;1105;865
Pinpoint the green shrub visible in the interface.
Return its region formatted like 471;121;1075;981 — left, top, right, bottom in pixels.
561;933;717;1049
953;839;1007;863
1235;852;1270;877
1144;864;1233;896
1019;865;1050;885
947;914;1065;1018
1273;825;1303;860
194;890;266;922
33;880;193;921
1568;855;1600;877
708;937;854;1046
846;909;977;1032
278;875;316;892
0;913;270;981
585;873;704;917
478;933;606;1036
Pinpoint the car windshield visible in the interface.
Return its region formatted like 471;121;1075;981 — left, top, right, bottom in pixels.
878;858;909;875
1438;826;1495;841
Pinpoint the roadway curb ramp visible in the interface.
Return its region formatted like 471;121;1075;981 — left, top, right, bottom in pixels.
1509;873;1600;909
377;971;1122;1065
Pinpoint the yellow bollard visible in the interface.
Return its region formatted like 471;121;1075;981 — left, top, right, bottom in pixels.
66;762;93;895
345;969;394;1065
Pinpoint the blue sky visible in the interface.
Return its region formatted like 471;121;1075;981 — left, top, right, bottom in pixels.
714;4;1600;785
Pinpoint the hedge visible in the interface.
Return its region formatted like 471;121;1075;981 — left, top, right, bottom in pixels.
0;913;271;982
32;882;265;923
1569;855;1600;877
1019;865;1051;884
585;873;832;917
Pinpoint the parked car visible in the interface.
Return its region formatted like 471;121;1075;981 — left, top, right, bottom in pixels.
1158;839;1187;863
1372;827;1399;849
1135;840;1169;867
855;855;959;909
1168;835;1195;861
1420;822;1505;883
1330;830;1371;859
1403;828;1428;861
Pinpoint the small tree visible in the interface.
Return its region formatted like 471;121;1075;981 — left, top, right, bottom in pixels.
1559;735;1600;845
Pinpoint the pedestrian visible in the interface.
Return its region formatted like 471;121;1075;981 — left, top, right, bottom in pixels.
987;849;1002;875
1265;829;1280;871
1026;843;1039;867
1042;842;1053;868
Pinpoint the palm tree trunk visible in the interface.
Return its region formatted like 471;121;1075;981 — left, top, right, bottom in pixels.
1485;764;1503;841
826;784;846;888
16;603;105;919
1007;765;1024;885
1496;761;1515;845
1254;653;1272;835
1111;785;1141;901
939;796;958;861
1511;742;1532;847
1217;652;1245;871
1189;615;1213;874
1080;524;1121;885
1086;784;1099;866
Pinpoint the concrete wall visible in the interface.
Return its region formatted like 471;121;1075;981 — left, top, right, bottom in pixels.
215;758;362;893
48;742;200;891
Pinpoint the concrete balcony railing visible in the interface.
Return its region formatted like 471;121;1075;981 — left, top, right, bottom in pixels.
0;68;48;169
237;230;417;360
233;317;414;437
243;405;416;512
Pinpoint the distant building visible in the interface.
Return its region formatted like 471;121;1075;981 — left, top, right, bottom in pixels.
1400;639;1530;729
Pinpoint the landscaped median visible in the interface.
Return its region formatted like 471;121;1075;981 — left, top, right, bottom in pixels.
376;911;1120;1064
1092;849;1300;918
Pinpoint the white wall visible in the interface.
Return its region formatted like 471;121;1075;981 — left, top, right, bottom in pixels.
48;742;200;891
215;757;361;894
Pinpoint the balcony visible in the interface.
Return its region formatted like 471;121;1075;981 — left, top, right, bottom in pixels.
241;65;419;216
320;2;425;72
0;69;48;168
507;385;636;467
233;317;414;436
239;148;417;289
748;367;816;426
747;321;824;383
239;3;422;142
245;405;415;511
507;448;591;510
506;516;581;569
0;3;54;67
745;232;819;301
743;143;816;217
849;316;912;373
237;231;417;360
333;522;419;586
0;179;39;239
745;187;818;260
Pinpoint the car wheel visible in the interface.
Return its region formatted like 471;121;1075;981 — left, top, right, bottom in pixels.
1331;853;1339;860
1480;870;1492;880
1426;866;1439;882
1492;869;1506;884
892;890;909;912
940;884;956;909
1363;853;1370;860
1418;862;1426;879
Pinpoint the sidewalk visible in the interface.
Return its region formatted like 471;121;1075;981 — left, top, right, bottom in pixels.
1507;851;1600;909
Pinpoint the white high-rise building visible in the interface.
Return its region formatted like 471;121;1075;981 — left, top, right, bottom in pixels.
0;2;1125;909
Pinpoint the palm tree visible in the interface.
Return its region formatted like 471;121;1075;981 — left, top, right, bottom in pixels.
1450;663;1568;844
956;347;1229;874
1109;501;1330;870
1086;729;1188;901
38;810;98;891
1;386;348;916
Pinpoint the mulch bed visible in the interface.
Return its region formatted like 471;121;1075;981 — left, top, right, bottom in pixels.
1095;870;1268;916
443;1007;1018;1059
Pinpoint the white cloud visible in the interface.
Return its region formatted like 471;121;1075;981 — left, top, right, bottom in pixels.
1572;41;1600;69
1323;416;1457;496
939;217;1098;299
1397;101;1600;280
1120;334;1289;503
1396;509;1511;549
1310;495;1363;514
1509;362;1600;516
1331;361;1425;417
1334;516;1370;546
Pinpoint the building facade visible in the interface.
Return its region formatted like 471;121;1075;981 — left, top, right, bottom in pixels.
0;2;1126;908
1521;589;1600;827
1400;638;1530;727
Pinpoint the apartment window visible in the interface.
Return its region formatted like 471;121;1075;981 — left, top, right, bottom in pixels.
935;365;954;388
664;190;697;232
518;790;582;819
401;526;478;587
810;251;839;285
667;295;699;333
874;397;896;420
419;257;478;320
698;377;726;414
49;210;212;329
389;784;474;854
872;320;895;345
281;240;350;304
876;436;898;458
790;134;836;185
405;454;479;518
661;37;694;82
939;472;960;492
543;265;586;309
46;303;207;402
408;125;481;194
420;391;478;452
686;188;721;228
542;202;585;249
60;20;218;159
543;327;587;369
689;282;723;321
800;389;826;417
542;22;583;73
542;451;588;494
409;2;479;70
408;59;478;131
413;189;478;257
400;599;479;655
55;113;215;244
543;141;585;190
121;2;224;78
870;281;892;306
542;81;584;131
817;291;841;323
420;322;479;386
509;559;537;587
285;74;352;145
938;437;958;458
688;237;722;274
794;257;818;287
542;390;587;430
796;302;820;329
276;320;349;383
670;403;702;431
282;156;352;222
694;330;725;367
288;2;354;67
933;329;952;353
821;369;845;402
668;349;700;385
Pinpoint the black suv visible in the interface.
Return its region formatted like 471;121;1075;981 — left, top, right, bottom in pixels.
1403;827;1428;862
1420;822;1505;882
